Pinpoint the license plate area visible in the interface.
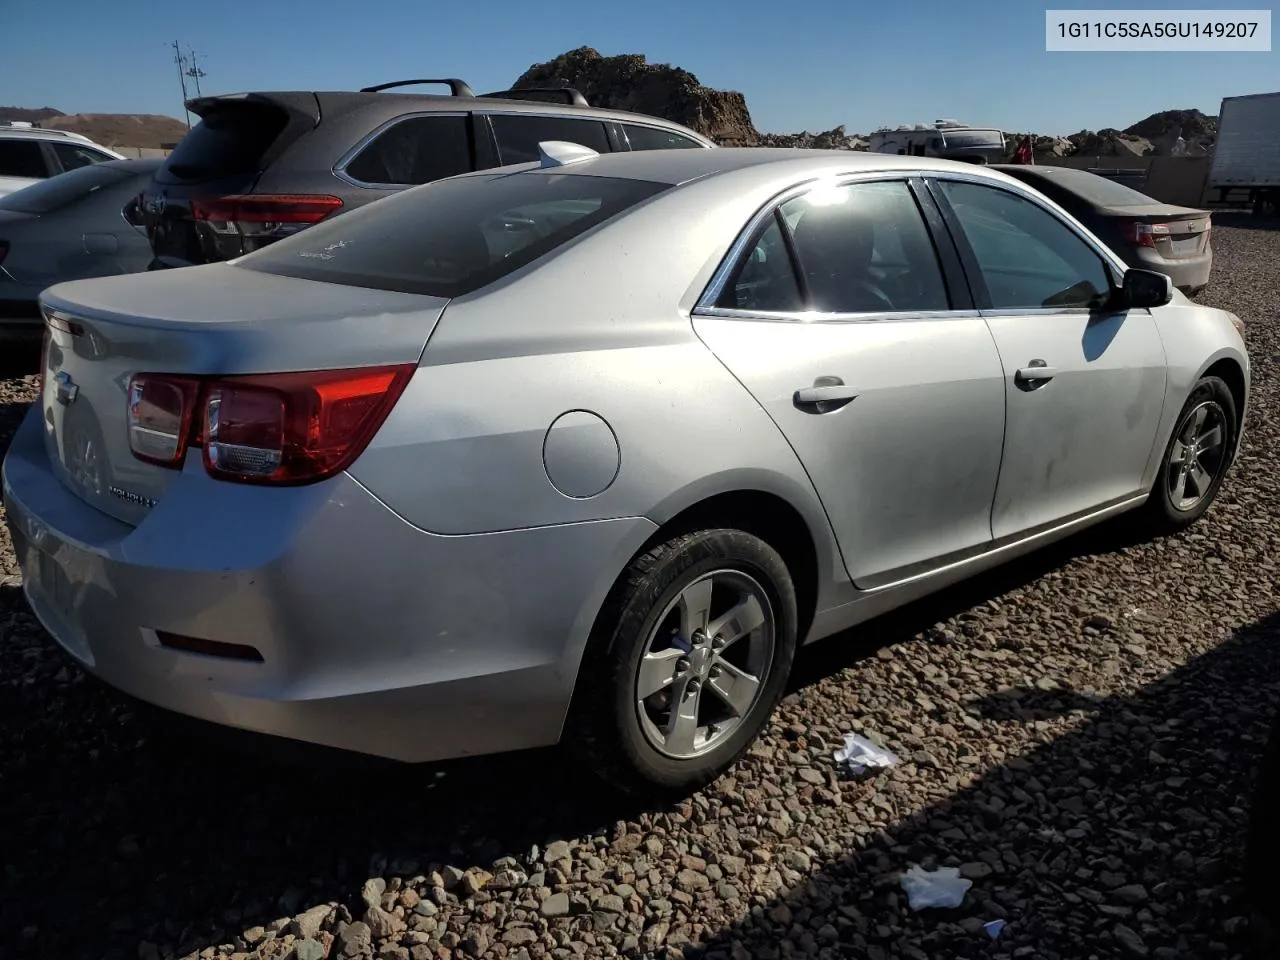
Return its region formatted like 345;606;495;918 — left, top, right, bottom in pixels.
1169;236;1201;257
36;547;74;618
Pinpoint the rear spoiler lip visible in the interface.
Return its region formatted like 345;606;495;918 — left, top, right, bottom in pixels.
184;92;321;126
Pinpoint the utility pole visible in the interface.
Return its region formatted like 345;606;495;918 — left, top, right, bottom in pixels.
185;47;207;99
171;40;191;129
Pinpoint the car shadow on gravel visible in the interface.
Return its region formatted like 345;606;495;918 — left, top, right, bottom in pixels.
691;607;1280;960
0;507;1207;960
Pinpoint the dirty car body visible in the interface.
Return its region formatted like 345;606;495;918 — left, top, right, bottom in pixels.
2;147;1249;794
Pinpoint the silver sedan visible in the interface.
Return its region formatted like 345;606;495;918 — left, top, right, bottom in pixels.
1;144;1249;795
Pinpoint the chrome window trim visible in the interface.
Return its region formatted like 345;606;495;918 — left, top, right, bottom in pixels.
332;110;471;190
695;304;985;324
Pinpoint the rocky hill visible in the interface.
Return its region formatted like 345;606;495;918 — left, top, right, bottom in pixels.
513;47;761;144
0;106;188;148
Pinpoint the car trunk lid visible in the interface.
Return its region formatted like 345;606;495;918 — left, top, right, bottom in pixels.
37;263;447;525
141;93;324;268
1104;203;1213;260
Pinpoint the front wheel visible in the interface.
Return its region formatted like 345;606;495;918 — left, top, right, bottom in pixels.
568;529;798;797
1138;375;1237;534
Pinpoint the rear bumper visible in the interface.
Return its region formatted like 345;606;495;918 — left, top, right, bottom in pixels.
2;405;654;763
1132;247;1212;292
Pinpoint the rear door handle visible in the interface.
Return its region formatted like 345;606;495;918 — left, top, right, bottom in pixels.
794;377;859;412
1015;361;1058;388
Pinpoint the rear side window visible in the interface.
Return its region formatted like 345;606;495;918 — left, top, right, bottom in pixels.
0;140;48;179
343;115;473;186
160;104;288;181
780;180;951;313
622;124;704;151
52;142;113;171
235;172;670;297
490;115;611;165
0;163;131;214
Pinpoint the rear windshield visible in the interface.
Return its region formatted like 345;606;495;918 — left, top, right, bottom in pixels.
160;104;288;181
1031;169;1156;208
0;163;132;214
234;171;671;298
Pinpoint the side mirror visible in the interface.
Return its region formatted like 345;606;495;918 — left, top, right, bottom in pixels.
1121;268;1173;309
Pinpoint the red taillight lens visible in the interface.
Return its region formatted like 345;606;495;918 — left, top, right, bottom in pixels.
1124;221;1171;248
190;194;343;240
128;374;201;466
126;365;414;485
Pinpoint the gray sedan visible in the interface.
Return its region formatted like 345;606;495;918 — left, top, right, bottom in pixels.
1;145;1249;796
0;158;160;337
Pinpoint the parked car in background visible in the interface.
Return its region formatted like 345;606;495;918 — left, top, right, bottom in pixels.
4;147;1248;796
0;123;125;200
0;158;161;338
138;78;715;270
993;163;1213;297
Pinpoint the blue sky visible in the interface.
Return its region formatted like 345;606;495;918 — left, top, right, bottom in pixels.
1;0;1276;135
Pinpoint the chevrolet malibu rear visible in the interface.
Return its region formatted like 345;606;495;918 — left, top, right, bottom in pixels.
2;148;807;795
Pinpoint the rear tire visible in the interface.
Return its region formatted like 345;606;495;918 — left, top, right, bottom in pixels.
568;529;797;798
1137;375;1236;535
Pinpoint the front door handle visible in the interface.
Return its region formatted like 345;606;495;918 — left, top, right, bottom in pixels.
794;376;859;413
1015;360;1058;389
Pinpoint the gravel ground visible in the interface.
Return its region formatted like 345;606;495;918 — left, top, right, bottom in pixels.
2;219;1280;960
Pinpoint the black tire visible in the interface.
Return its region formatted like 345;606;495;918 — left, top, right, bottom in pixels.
568;529;798;798
1137;375;1237;535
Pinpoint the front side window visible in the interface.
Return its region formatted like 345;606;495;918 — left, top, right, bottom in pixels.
622;124;703;151
0;140;49;179
490;115;611;165
235;171;669;298
53;142;113;171
936;179;1114;310
343;115;473;186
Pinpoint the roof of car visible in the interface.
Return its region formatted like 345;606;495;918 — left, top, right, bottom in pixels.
474;147;1024;186
195;89;717;139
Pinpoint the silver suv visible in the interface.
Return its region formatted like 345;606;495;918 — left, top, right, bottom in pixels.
0;123;124;198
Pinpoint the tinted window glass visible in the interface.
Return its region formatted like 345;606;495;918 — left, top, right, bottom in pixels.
623;124;703;151
490;115;611;165
52;142;112;171
0;163;131;214
0;140;48;179
161;104;288;180
236;172;669;297
777;180;951;313
344;115;473;186
938;180;1113;309
716;214;804;312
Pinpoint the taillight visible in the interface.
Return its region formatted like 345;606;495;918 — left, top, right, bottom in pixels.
126;365;414;485
190;194;343;240
127;374;201;466
1124;221;1171;248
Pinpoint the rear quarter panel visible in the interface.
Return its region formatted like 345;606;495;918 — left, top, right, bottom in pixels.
345;171;846;589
